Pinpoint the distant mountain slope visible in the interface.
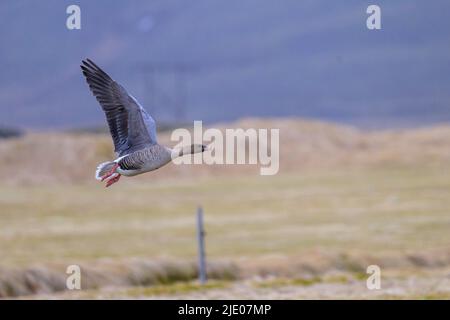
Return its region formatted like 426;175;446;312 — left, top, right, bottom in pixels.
1;1;450;128
1;118;449;185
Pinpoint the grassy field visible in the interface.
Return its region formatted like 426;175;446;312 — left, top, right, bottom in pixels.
1;165;450;298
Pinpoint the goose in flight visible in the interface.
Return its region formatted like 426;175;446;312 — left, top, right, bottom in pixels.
81;59;207;187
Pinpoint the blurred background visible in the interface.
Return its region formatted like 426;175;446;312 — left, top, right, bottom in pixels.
0;0;449;299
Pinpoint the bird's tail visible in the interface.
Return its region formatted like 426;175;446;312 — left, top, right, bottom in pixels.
95;161;117;180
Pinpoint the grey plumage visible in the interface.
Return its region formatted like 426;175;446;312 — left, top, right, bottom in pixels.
81;59;157;157
118;145;172;174
82;59;207;186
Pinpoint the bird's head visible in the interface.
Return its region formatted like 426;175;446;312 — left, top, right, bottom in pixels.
190;144;209;154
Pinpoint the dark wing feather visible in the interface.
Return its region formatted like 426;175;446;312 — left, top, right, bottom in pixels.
80;59;157;156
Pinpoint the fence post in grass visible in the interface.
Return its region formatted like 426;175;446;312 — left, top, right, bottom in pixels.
197;206;207;284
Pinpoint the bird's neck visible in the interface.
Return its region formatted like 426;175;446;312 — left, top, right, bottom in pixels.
170;145;199;159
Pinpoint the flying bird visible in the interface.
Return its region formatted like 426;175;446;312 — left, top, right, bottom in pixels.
81;59;207;187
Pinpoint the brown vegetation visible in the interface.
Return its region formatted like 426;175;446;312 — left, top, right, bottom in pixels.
0;118;449;185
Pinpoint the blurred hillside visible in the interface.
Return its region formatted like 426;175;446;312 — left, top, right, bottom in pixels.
1;0;450;128
1;118;449;185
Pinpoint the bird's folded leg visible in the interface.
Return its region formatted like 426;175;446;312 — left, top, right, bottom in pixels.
105;173;121;187
101;163;120;181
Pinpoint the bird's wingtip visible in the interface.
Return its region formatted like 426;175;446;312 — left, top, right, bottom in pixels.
81;58;93;65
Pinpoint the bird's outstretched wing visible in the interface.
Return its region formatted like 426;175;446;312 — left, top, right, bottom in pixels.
81;59;157;156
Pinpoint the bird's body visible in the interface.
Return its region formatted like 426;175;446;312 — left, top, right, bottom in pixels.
117;144;173;176
81;59;206;187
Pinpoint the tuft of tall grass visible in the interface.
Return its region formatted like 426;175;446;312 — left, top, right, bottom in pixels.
0;259;239;298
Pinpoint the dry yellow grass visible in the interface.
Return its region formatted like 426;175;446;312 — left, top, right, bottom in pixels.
0;118;449;299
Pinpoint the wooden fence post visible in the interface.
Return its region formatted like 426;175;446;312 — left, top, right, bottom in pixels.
197;206;207;284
